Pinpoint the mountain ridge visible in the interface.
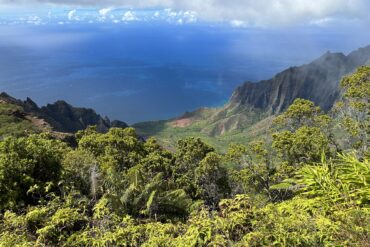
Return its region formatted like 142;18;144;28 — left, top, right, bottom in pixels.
230;46;370;114
134;45;370;148
0;92;128;135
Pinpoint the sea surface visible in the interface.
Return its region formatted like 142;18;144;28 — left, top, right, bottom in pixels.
0;23;369;123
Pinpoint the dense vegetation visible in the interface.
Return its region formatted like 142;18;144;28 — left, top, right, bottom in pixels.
0;67;369;246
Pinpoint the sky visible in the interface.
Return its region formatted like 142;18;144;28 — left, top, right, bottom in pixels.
0;0;369;27
0;1;369;123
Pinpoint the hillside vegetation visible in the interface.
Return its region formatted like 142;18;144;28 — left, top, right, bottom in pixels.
135;46;370;151
0;100;41;137
0;66;369;246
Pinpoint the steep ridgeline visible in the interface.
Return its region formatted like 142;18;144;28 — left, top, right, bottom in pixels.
203;45;370;135
0;92;128;135
37;100;127;133
134;45;370;148
230;45;370;114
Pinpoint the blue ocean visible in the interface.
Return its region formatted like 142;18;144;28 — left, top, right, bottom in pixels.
0;22;369;123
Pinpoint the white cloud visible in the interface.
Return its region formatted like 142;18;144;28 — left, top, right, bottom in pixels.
162;9;197;24
99;7;114;17
309;17;333;26
183;10;197;23
230;20;245;28
67;9;77;21
0;0;369;26
168;11;177;17
26;15;43;25
122;10;138;21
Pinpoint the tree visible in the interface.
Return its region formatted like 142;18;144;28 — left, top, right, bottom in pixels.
174;137;214;199
272;126;330;165
273;98;331;132
119;147;192;219
195;152;230;209
0;134;68;211
334;66;370;155
62;149;98;198
78;127;145;173
272;99;333;165
226;141;292;203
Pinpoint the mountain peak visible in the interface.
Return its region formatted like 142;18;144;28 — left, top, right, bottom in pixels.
230;45;370;114
310;51;347;68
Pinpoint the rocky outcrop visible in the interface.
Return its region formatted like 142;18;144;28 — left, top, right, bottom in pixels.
0;93;128;134
38;100;110;133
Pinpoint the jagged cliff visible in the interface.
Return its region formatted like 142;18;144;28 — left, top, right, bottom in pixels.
197;46;370;135
0;93;128;134
135;45;370;141
230;46;370;114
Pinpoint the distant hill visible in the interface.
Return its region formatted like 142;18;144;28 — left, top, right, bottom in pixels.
134;45;370;150
0;92;128;137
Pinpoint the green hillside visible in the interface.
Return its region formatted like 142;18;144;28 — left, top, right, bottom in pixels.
0;101;39;137
134;107;271;151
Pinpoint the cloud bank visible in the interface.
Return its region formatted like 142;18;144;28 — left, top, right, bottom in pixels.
0;0;369;26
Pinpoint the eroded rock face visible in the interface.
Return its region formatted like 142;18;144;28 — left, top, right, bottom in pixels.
0;93;128;134
230;46;370;114
39;101;109;133
159;45;370;137
38;100;128;133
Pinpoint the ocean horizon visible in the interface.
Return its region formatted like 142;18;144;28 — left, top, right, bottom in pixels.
1;21;369;123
